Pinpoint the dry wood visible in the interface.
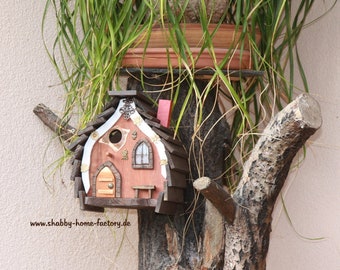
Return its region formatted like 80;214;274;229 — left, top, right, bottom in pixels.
193;176;236;224
128;76;230;269
224;94;322;269
33;103;75;140
201;201;225;269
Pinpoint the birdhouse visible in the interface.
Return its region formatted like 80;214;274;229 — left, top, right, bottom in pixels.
68;90;188;215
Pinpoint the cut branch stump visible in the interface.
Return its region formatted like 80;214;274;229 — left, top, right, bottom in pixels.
193;176;236;224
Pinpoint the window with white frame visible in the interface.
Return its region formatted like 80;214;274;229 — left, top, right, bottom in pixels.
132;139;153;169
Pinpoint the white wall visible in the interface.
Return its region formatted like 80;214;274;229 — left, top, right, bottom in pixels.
267;1;340;269
0;2;138;270
0;1;338;270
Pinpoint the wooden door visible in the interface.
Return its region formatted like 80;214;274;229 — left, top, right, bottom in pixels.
96;166;116;197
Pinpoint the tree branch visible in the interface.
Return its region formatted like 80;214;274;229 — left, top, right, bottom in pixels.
224;93;322;269
193;177;236;224
234;93;322;206
33;103;75;141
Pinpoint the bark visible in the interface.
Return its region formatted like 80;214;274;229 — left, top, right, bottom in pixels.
223;94;322;269
33;103;75;141
127;75;230;270
193;177;236;224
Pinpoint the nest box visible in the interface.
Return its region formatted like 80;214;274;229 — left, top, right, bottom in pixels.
68;90;188;215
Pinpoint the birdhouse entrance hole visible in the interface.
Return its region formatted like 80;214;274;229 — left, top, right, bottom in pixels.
109;129;122;144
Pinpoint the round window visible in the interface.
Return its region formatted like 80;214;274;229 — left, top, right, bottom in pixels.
109;129;122;144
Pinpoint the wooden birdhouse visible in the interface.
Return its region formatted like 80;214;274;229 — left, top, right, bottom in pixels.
68;90;188;215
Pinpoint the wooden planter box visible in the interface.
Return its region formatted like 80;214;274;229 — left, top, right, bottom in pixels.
122;24;261;70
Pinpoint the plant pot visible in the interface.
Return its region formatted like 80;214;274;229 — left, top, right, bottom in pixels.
122;24;260;71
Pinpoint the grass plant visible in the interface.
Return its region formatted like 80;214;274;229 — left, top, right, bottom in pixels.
43;0;336;187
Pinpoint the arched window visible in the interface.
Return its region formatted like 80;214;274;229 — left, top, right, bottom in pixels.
132;139;153;169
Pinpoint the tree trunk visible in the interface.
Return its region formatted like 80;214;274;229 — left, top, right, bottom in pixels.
128;73;321;270
127;75;230;269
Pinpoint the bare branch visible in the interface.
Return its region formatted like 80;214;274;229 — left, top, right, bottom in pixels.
33;103;76;140
194;177;236;224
